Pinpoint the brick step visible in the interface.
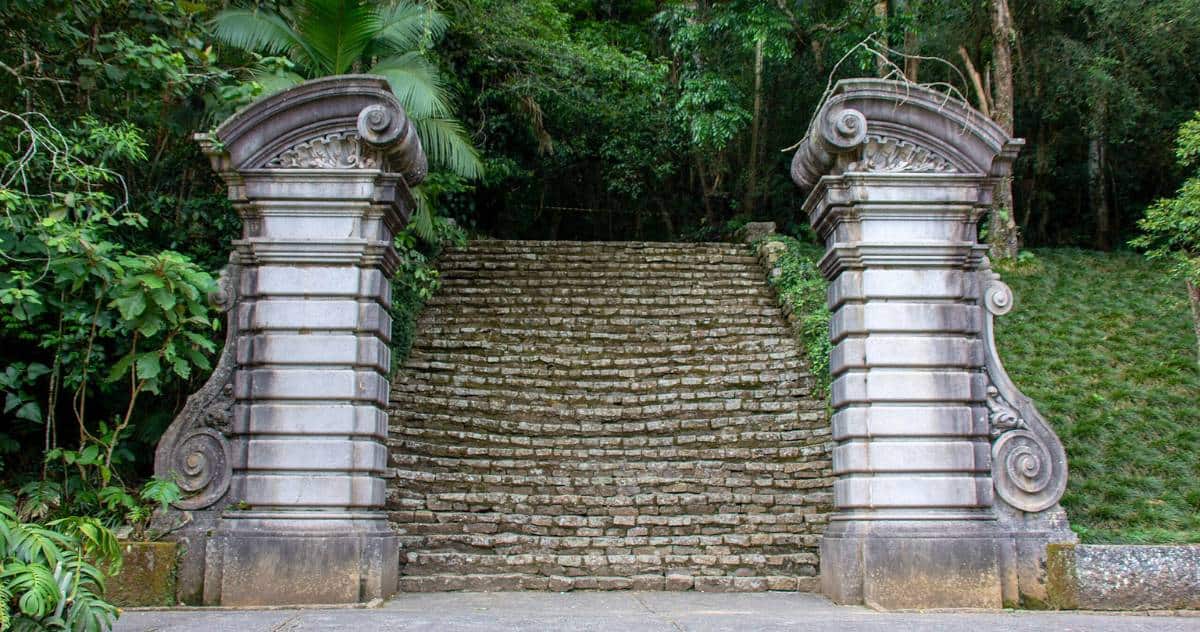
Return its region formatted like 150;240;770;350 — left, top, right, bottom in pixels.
424;295;777;310
437;262;761;277
389;490;831;513
411;327;790;343
389;514;829;540
442;246;756;259
397;573;818;592
388;467;831;493
388;438;829;462
390;407;825;433
392;380;810;404
393;376;809;398
438;269;765;283
389;425;827;453
389;451;830;476
392;531;820;552
431;279;772;296
402;351;802;373
415;315;789;334
450;238;750;251
400;550;819;576
391;392;812;419
398;364;811;388
422;300;781;315
408;336;796;356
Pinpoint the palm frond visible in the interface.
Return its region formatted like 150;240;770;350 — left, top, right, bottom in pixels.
413;117;484;180
210;9;311;61
408;186;437;243
370;52;454;119
374;1;449;54
296;0;382;74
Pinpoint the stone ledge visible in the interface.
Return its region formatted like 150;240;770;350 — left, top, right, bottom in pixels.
1045;544;1200;610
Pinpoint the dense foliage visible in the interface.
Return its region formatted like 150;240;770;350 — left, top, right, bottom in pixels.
0;0;1196;577
1132;112;1200;364
761;235;831;397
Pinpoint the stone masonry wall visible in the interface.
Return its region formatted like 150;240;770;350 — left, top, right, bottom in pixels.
386;240;832;591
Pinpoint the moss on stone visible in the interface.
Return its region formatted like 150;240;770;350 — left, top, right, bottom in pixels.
106;541;178;607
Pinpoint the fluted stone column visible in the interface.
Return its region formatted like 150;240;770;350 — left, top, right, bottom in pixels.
791;80;1073;609
159;76;426;606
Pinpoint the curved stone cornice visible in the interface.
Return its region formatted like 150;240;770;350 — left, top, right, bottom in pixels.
197;75;427;186
791;79;1023;193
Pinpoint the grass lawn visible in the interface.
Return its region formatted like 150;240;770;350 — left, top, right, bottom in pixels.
770;239;1200;543
995;249;1200;543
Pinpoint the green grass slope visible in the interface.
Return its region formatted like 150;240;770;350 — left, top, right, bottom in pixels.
995;249;1200;543
768;239;1200;543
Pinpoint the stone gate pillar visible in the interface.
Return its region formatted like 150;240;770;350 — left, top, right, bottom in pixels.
155;76;426;606
791;80;1073;609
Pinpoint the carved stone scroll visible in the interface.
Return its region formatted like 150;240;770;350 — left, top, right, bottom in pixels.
979;263;1069;514
153;263;239;511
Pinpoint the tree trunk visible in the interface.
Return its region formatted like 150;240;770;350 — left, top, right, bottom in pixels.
874;1;890;77
742;38;765;216
988;0;1019;260
1188;280;1200;368
1088;97;1111;250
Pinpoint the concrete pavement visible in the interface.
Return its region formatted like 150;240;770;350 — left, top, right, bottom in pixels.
115;592;1199;631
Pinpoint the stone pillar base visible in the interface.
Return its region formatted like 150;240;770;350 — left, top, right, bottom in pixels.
202;515;399;606
821;519;1006;609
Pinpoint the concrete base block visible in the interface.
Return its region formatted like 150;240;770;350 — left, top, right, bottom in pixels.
821;520;1005;609
1045;544;1200;610
202;521;399;606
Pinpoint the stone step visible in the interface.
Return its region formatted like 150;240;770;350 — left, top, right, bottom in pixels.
416;315;789;333
402;351;803;373
388;239;829;588
397;573;819;592
388;410;827;444
438;269;767;284
398;362;811;386
389;451;831;476
400;551;819;577
388;437;829;462
424;294;778;310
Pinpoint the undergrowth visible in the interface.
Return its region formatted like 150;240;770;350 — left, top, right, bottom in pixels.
761;235;832;398
771;241;1199;543
995;249;1200;543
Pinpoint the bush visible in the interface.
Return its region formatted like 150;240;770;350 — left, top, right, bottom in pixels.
0;497;120;631
760;235;831;397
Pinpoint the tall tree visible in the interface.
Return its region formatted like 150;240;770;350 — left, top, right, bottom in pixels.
988;0;1020;259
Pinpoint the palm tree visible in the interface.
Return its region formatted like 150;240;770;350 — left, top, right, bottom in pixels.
211;0;482;237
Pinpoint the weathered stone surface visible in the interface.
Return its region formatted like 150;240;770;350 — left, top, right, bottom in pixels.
388;240;831;591
106;541;177;607
792;79;1074;609
1046;544;1200;610
160;75;426;606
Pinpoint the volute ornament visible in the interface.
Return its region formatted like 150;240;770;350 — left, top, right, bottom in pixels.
979;265;1069;514
153;264;239;510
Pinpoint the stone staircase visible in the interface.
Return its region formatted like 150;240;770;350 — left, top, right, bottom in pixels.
386;240;832;592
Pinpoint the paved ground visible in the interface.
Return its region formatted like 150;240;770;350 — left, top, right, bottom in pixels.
116;592;1199;631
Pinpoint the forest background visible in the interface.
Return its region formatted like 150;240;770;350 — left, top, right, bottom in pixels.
1;0;1199;542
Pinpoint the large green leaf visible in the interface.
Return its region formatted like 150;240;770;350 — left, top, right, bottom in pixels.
412;117;484;180
373;1;448;55
296;0;381;75
210;9;316;67
370;52;453;119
